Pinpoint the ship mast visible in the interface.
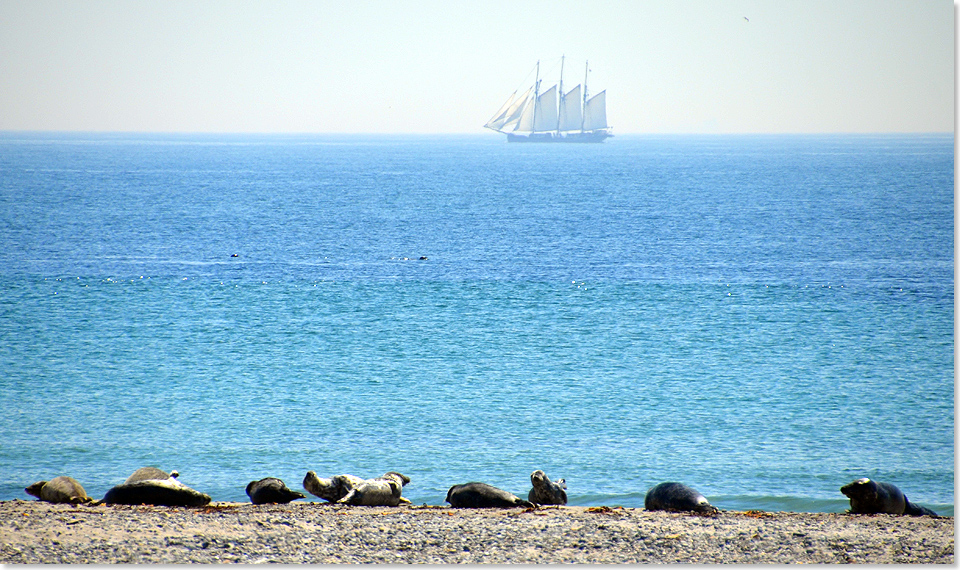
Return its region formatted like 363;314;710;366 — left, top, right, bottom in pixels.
530;60;540;134
556;55;564;136
581;60;589;133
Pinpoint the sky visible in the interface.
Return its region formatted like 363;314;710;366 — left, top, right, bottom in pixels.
0;0;953;134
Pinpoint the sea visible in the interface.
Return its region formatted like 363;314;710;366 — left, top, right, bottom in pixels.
0;132;953;516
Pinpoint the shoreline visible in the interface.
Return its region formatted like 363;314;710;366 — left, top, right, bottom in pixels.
0;500;953;564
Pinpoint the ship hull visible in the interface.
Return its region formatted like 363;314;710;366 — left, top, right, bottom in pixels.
506;131;612;143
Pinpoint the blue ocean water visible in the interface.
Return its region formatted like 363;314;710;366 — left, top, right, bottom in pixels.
0;132;953;515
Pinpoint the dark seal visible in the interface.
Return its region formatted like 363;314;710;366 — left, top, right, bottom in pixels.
25;476;93;505
644;482;718;514
840;478;938;516
104;467;211;507
528;470;567;505
246;477;306;505
445;482;535;508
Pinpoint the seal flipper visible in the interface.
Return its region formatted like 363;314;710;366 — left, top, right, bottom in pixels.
338;489;359;505
904;499;938;516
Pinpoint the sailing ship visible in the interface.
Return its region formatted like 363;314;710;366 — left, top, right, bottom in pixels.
484;57;612;143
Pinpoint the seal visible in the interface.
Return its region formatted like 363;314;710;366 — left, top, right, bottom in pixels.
644;482;718;514
123;467;179;484
528;470;567;505
339;472;411;506
104;467;211;507
246;477;306;505
25;476;93;505
303;471;364;502
303;471;411;506
840;477;938;516
446;482;535;508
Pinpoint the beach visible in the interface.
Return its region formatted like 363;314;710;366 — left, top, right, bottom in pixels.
0;500;952;564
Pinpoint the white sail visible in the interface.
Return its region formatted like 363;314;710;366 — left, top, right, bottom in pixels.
582;90;607;131
533;85;558;132
486;88;533;131
558;84;582;131
485;91;517;130
498;88;532;131
516;89;536;131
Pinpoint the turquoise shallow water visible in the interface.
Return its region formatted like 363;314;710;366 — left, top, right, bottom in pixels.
0;133;953;515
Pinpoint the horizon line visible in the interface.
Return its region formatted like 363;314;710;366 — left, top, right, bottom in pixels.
0;129;953;137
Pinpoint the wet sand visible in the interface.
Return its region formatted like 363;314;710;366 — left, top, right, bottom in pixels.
0;500;953;564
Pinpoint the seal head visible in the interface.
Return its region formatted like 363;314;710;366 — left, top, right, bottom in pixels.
528;470;567;505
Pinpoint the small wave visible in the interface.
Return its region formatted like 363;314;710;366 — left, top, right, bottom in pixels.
711;495;849;513
568;492;646;508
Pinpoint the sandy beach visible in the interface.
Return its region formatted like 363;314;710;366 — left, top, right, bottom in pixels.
0;499;953;564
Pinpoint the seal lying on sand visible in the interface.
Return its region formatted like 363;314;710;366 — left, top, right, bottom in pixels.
246;477;306;505
528;470;567;505
123;467;179;484
25;476;93;504
446;482;535;508
104;467;211;507
644;482;719;514
303;471;411;506
303;472;365;502
841;478;938;516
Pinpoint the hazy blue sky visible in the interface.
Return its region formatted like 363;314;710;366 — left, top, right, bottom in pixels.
0;0;953;133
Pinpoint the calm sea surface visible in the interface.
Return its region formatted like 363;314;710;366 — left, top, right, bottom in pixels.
0;133;953;515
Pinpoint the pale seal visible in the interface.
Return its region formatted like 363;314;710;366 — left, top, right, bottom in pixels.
123;467;180;484
528;470;567;505
644;482;718;514
840;478;938;516
303;471;411;506
25;476;93;505
303;472;364;502
104;467;211;507
445;482;535;508
246;477;306;505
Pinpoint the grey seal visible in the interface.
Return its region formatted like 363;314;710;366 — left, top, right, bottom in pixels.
25;476;93;505
246;477;306;505
123;467;180;484
446;482;535;508
104;467;211;507
528;470;567;505
644;482;718;514
840;477;938;516
303;471;364;502
303;471;411;506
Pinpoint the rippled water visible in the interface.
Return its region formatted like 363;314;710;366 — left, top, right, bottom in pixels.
0;133;953;515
